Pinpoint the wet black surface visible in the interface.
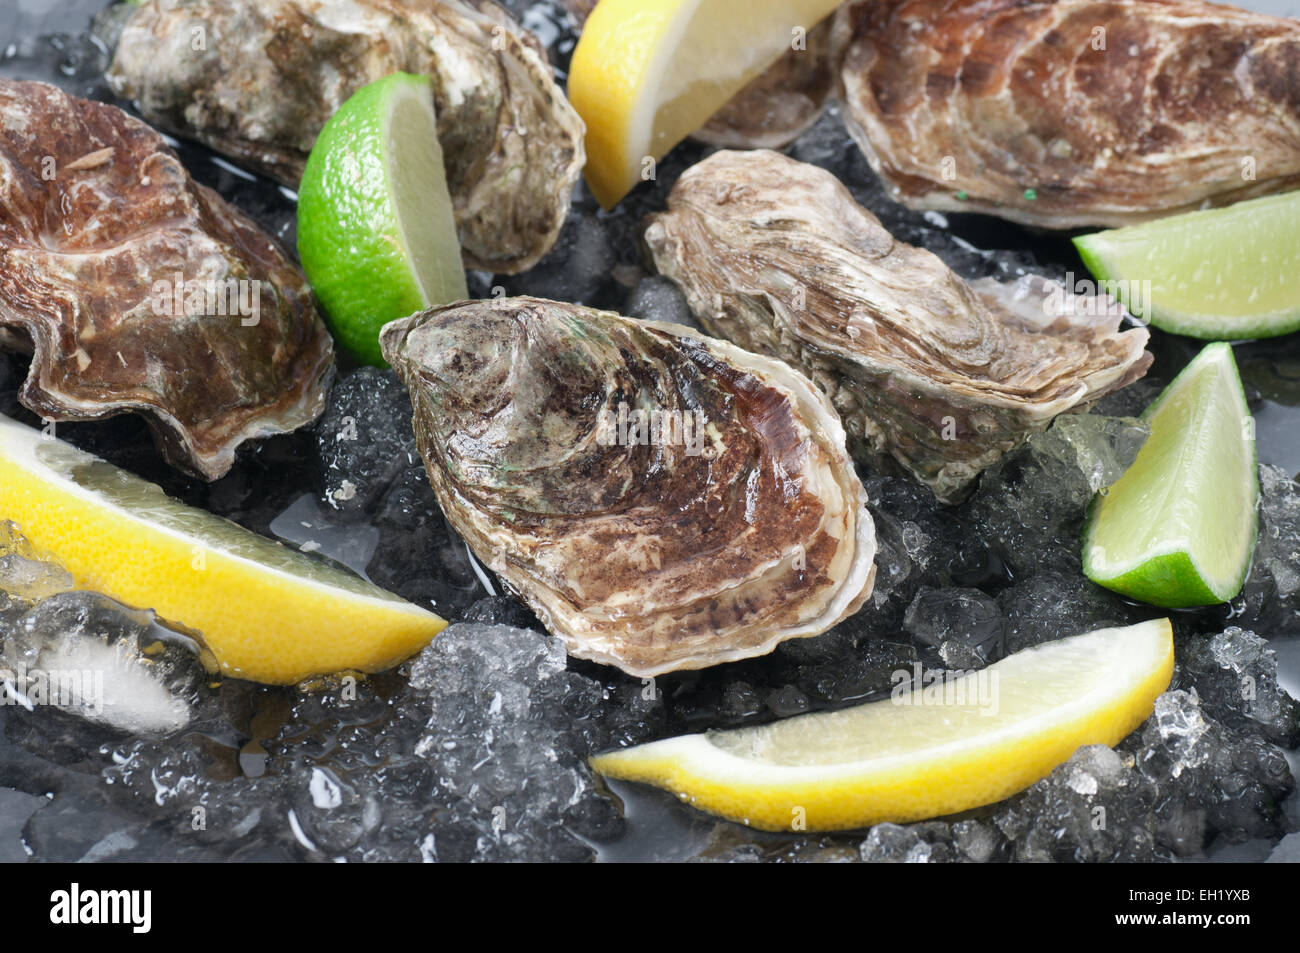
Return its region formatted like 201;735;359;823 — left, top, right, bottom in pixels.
0;0;1298;863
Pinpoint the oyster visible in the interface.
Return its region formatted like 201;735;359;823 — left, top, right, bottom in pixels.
106;0;585;274
645;150;1152;502
837;0;1300;228
563;0;835;150
380;296;877;677
0;79;333;481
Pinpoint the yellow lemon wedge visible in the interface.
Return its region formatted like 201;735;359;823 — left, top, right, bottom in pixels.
592;619;1174;831
0;414;445;684
568;0;843;208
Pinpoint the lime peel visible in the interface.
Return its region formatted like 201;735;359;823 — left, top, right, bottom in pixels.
297;72;466;366
1083;342;1258;607
1073;190;1300;340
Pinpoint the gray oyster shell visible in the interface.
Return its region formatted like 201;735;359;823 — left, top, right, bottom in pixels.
107;0;586;274
645;150;1153;502
837;0;1300;228
0;79;334;481
381;296;877;677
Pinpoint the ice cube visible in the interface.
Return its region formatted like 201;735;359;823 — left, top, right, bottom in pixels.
904;587;1004;665
0;553;73;602
1233;465;1300;634
969;414;1148;576
1180;627;1300;747
998;571;1135;653
859;822;954;863
0;522;73;602
269;493;379;579
1147;690;1213;778
401;623;620;861
994;745;1160;862
312;366;419;521
2;592;193;735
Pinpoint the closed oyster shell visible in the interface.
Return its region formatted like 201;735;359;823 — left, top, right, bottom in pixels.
107;0;585;274
0;79;333;481
645;150;1152;502
837;0;1300;228
381;296;876;677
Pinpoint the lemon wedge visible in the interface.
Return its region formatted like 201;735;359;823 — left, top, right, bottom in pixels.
592;619;1174;831
0;414;445;684
568;0;843;208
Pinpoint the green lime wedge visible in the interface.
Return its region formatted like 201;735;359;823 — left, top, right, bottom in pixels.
297;72;467;366
1074;191;1300;340
1083;343;1258;608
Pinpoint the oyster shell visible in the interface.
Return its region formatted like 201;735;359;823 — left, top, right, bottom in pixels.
107;0;586;274
380;296;877;677
837;0;1300;228
644;150;1153;502
563;0;835;150
0;79;333;481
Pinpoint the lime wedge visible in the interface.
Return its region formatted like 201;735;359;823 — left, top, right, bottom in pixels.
297;72;467;366
592;619;1174;831
1083;343;1258;607
0;413;446;684
1073;191;1300;340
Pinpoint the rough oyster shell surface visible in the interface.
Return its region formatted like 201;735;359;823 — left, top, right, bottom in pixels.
645;150;1153;502
0;79;334;481
107;0;586;274
837;0;1300;227
381;296;877;677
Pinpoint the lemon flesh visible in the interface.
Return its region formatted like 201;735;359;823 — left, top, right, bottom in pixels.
592;619;1174;831
1074;190;1300;340
568;0;843;208
1083;343;1258;607
0;414;446;684
297;72;466;366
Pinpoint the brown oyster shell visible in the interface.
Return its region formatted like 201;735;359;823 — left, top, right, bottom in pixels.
0;79;333;481
381;296;877;677
563;0;835;150
837;0;1300;228
107;0;586;274
645;150;1153;502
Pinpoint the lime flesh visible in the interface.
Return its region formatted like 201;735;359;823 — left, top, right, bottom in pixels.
297;72;467;366
1073;190;1300;340
1083;343;1258;607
